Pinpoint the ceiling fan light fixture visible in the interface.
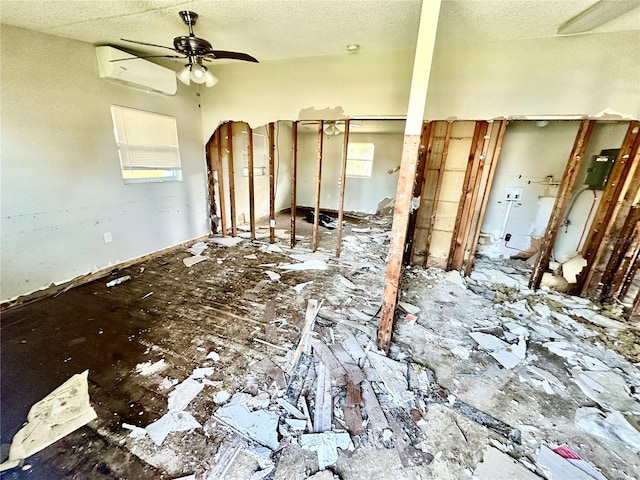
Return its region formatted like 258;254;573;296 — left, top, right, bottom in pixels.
324;122;343;136
177;65;192;85
190;62;206;83
204;69;218;88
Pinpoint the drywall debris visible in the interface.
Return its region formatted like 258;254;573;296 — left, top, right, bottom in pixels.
211;237;244;247
562;255;587;284
213;390;231;404
0;370;98;472
206;351;221;362
366;352;413;406
122;423;147;439
285;418;307;431
445;270;465;286
536;445;594;480
469;332;525;370
264;270;281;281
551;444;607;480
576;407;640;452
244;254;259;260
135;359;169;376
277;398;307;420
337;275;357;290
473;446;540;480
543;341;575;359
183;255;208;267
190;367;215;379
187;242;208;256
145;411;201;446
278;259;328;271
106;275;131;287
168;378;204;412
526;366;564;390
397;301;421;315
571;369;640;412
294;281;313;293
300;431;353;470
214;393;280;449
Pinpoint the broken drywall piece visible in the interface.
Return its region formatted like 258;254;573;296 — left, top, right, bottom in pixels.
214;394;280;449
450;345;471;360
593;107;635;120
264;270;281;281
277;399;307;420
536;445;594;480
183;255;208;267
444;270;465;286
469;332;523;370
571;369;639;412
552;444;608;480
337;275;357;290
300;431;353;470
473;446;541;480
135;359;169;376
145;411;202;446
543;341;576;359
278;259;328;271
214;390;232;404
294;281;313;293
167;378;204;412
0;370;98;472
211;237;244;247
526;366;564;390
285;419;307;431
366;351;413;406
244;254;258;260
206;351;221;362
122;423;147;439
187;242;209;256
397;301;421;315
562;255;587;284
190;367;215;379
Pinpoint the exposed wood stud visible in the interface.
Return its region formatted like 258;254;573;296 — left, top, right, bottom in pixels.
423;121;453;267
465;120;508;277
603;208;640;300
247;124;256;241
268;122;276;244
216;127;227;236
529;120;596;290
620;248;640;299
631;284;640;322
312;120;324;252
575;122;640;294
291;122;298;248
336;120;351;257
226;122;237;237
405;122;433;264
205;134;218;234
447;121;487;271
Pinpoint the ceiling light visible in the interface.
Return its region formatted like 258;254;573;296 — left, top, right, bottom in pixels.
346;44;359;52
204;69;218;88
324;122;343;136
190;62;206;83
176;62;218;87
177;65;192;85
556;0;640;35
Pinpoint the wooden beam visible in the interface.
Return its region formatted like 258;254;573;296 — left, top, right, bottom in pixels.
631;284;640;322
378;0;441;352
447;121;488;271
423;121;453;267
205;135;218;234
404;122;433;264
226;122;237;237
336;120;351;257
247;124;256;241
311;120;324;252
529;120;596;290
216;128;228;236
268;122;276;244
576;122;640;295
465;120;508;277
604;209;640;300
291;121;298;248
620;247;640;300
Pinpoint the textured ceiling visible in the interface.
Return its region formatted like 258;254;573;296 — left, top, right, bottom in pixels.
1;0;638;66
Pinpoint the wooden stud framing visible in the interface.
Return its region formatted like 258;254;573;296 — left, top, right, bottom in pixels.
268;122;276;244
291;122;298;248
311;121;324;252
205;134;218;234
465;120;508;277
404;122;433;264
620;248;640;300
576;122;640;296
226;122;237;237
423;121;453;266
529;120;596;290
247;124;256;241
631;286;640;322
216;128;228;236
336;120;351;257
603;207;640;300
447;121;488;271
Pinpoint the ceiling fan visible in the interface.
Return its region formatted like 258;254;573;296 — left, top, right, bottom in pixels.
114;11;258;87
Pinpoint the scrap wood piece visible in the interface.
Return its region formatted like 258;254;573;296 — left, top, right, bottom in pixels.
205;431;246;479
0;370;97;472
313;362;333;433
342;405;365;435
329;343;365;385
254;357;287;389
287;299;322;374
284;353;313;408
336;326;367;366
345;381;362;406
385;408;434;468
310;338;348;386
318;308;376;339
360;381;389;430
276;398;306;421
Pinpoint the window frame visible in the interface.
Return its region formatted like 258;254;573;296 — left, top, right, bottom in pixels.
345;142;375;179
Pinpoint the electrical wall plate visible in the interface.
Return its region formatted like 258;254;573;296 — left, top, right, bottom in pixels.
505;188;523;201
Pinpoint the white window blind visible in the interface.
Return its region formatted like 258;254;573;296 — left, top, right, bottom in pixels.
111;105;182;182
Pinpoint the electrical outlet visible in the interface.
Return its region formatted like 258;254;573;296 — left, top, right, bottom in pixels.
103;232;113;243
505;187;523;201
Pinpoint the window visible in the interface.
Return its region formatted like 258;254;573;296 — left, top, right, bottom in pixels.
346;142;375;178
111;105;182;183
238;131;267;177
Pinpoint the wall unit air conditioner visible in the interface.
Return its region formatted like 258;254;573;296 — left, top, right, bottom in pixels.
95;46;177;96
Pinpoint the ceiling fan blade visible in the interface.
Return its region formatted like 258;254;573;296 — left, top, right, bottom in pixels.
110;55;185;62
206;50;259;63
120;38;179;52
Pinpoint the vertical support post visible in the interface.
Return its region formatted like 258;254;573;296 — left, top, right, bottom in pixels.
336;120;351;257
268;122;276;244
312;120;324;252
603;208;640;300
215;129;227;236
226;122;237;237
423;121;453;267
247;124;256;241
205;134;218;234
291;121;298;248
631;287;640;322
378;0;442;352
465;120;508;277
529;120;595;290
620;248;640;300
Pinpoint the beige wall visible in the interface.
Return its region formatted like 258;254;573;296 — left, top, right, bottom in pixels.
0;25;209;301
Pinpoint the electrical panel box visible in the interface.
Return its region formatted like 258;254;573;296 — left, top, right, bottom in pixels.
585;149;618;190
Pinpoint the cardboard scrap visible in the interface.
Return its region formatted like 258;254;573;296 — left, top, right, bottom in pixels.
0;370;98;472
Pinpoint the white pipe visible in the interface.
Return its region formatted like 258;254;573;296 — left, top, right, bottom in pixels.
499;201;514;240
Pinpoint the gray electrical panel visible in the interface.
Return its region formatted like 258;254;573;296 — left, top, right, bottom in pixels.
585;149;618;190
